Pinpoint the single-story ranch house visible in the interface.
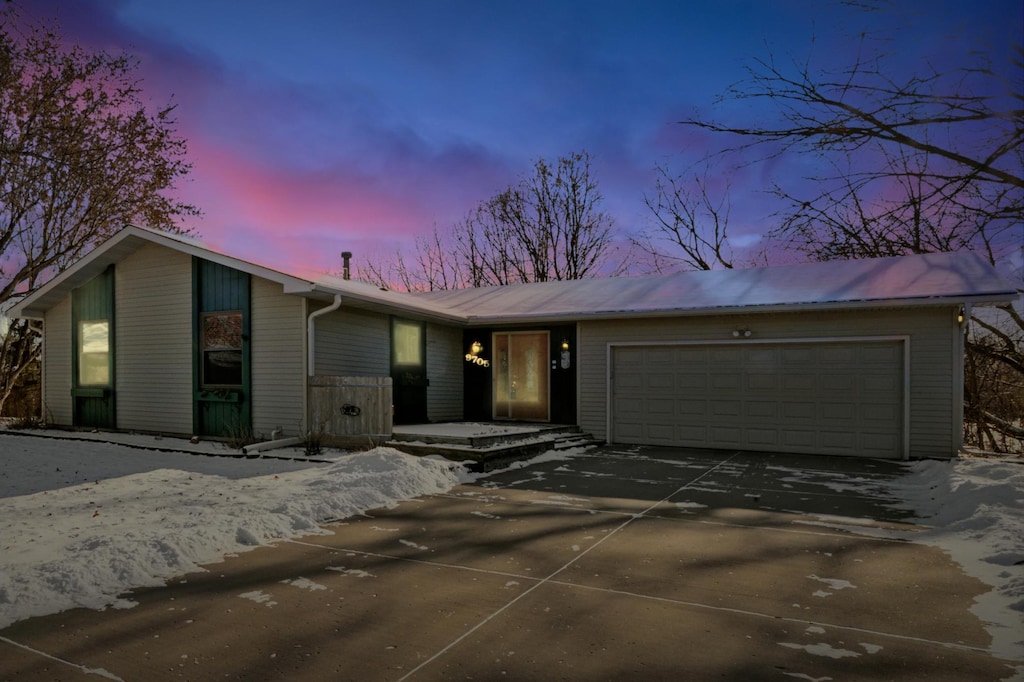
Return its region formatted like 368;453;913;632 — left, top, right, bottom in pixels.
12;226;1018;459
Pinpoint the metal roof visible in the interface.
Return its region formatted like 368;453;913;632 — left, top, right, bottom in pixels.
413;251;1020;323
11;226;1019;324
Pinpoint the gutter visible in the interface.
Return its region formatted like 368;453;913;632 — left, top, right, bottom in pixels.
307;293;342;377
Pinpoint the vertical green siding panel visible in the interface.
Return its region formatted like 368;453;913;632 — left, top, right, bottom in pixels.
71;265;115;429
193;257;252;438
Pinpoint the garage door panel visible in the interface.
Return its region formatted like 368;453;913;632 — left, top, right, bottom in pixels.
646;423;676;442
711;373;741;390
746;428;779;446
783;374;816;391
644;348;676;365
710;400;742;417
820;373;856;391
676;425;707;443
678;399;707;417
646;399;674;417
861;345;902;364
781;429;817;449
819;402;857;421
819;431;858;451
647;373;675;390
708;348;738;363
746;401;777;418
612;340;903;458
674;347;708;364
708;426;741;445
616;372;644;391
862;374;901;392
782;402;816;420
860;432;899;455
820;347;857;364
677;372;707;389
745;347;779;365
747;373;778;390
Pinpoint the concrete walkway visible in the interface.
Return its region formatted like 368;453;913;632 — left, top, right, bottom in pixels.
1;445;1018;681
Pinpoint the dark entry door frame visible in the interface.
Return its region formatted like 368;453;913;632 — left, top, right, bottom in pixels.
391;317;428;424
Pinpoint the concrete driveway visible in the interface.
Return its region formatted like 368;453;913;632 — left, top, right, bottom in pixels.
1;445;1017;681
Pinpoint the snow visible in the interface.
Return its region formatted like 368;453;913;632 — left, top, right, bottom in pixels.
0;432;1021;666
0;433;467;629
881;457;1024;662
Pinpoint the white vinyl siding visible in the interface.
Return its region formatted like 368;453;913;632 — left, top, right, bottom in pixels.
43;296;72;426
581;307;960;459
426;323;463;422
114;244;192;434
251;277;306;438
313;307;390;376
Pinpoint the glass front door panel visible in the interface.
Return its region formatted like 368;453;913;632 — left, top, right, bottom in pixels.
493;331;549;421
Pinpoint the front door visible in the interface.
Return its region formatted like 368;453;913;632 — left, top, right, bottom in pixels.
493;331;549;421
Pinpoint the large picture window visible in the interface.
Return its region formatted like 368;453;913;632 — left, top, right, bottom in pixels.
202;312;243;387
78;320;110;386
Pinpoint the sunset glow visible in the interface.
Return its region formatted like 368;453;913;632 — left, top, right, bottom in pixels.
16;0;1022;277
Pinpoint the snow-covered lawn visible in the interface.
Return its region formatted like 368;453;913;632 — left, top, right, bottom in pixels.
882;456;1024;662
0;431;1021;663
0;432;468;630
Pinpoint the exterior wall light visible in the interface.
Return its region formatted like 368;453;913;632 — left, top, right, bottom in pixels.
956;308;964;324
732;329;752;338
466;340;489;367
561;339;570;351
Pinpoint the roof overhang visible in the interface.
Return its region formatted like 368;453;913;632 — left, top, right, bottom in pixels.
456;292;1019;326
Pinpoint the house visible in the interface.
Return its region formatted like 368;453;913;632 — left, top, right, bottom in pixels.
11;225;1019;459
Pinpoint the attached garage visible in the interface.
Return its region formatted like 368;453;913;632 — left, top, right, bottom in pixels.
610;339;905;458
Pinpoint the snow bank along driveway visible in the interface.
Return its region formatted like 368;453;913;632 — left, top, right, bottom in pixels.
0;433;466;630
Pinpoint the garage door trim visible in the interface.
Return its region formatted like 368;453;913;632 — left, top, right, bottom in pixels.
606;335;911;459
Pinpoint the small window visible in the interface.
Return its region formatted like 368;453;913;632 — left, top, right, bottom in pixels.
392;319;423;367
202;312;243;387
78;320;110;386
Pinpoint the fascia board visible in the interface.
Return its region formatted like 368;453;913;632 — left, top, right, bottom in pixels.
458;292;1021;326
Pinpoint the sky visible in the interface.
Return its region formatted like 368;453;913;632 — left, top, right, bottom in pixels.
9;0;1023;277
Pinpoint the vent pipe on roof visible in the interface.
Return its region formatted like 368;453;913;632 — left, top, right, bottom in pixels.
341;251;353;281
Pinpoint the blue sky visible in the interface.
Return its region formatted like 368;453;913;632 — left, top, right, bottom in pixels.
16;0;1023;275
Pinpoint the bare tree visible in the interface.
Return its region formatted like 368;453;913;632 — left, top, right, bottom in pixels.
456;151;620;285
680;13;1023;450
634;163;734;272
359;225;464;292
0;7;198;414
365;151;624;291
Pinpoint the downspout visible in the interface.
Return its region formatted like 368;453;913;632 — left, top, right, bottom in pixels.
307;294;342;377
29;320;44;422
955;302;972;456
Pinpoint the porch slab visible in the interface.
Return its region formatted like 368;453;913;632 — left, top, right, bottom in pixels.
387;422;601;468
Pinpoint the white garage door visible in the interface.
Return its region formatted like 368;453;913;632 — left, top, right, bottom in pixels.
611;341;904;458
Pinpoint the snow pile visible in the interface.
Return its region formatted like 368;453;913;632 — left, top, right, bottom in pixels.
885;457;1024;661
0;447;465;629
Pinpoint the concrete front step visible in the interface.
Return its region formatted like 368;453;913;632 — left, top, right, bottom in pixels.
385;424;602;471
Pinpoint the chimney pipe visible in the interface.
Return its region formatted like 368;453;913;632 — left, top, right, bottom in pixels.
341;251;352;281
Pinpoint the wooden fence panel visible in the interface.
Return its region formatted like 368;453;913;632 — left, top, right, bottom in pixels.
309;375;392;439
